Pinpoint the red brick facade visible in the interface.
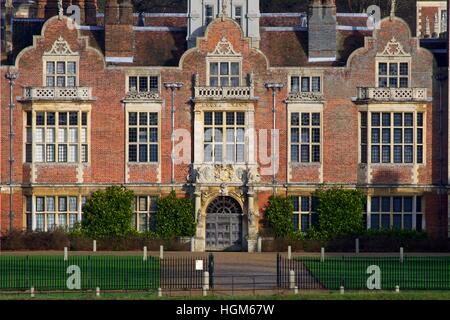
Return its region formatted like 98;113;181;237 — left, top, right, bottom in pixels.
1;0;449;251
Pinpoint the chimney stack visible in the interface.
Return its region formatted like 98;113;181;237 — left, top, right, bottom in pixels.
308;0;337;62
105;0;134;61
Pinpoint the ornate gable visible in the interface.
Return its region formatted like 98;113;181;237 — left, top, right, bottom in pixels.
44;36;78;56
208;37;241;57
377;37;410;57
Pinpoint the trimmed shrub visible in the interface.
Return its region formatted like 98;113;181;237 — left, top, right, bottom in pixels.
265;195;294;238
155;191;196;239
81;186;135;238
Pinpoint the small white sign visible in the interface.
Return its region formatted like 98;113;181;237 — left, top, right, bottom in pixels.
195;260;204;271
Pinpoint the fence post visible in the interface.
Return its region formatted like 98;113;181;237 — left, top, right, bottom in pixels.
257;236;262;253
143;246;147;261
158;287;162;297
355;238;359;254
288;246;292;260
320;247;325;262
160;245;164;260
64;247;68;261
340;286;345;294
96;287;100;297
93;240;97;252
30;287;35;298
203;271;210;296
400;247;404;263
289;270;295;289
395;285;400;293
294;286;298;294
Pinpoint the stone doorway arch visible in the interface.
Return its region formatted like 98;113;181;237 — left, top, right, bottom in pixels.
205;196;243;251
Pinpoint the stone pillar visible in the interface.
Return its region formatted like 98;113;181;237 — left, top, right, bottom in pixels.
246;189;258;252
194;190;205;252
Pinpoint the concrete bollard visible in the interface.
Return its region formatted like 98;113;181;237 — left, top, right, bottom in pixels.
257;236;262;253
64;247;68;261
355;238;360;254
320;247;325;262
93;240;97;252
143;246;147;261
160;245;164;260
395;285;400;293
340;286;345;294
203;287;208;297
289;270;295;289
288;246;292;260
96;287;100;297
294;286;298;294
400;247;404;263
30;287;35;298
158;288;162;297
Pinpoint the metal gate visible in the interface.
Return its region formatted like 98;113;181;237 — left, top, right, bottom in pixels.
161;254;215;290
205;196;243;251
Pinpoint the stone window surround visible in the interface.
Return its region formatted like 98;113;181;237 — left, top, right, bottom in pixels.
125;103;162;165
365;195;425;231
23;104;91;165
193;102;256;167
133;195;158;232
287;70;324;93
42;55;80;87
125;71;161;94
203;111;246;164
358;105;426;165
27;194;86;231
375;57;412;89
206;56;243;87
287;103;324;165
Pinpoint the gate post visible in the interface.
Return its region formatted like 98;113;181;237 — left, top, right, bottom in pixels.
208;253;214;289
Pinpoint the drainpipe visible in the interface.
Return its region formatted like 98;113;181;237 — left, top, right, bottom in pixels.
5;71;18;232
164;81;184;190
436;72;447;237
265;82;284;195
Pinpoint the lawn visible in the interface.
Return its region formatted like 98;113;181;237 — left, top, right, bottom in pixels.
0;256;160;291
301;256;450;290
2;291;450;300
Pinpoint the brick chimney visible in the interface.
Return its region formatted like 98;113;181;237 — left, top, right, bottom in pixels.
34;0;97;25
105;0;135;62
308;0;337;62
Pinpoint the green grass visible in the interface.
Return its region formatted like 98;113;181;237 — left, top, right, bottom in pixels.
1;291;450;300
301;256;450;290
0;256;160;291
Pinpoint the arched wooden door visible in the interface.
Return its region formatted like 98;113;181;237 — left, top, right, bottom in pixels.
205;196;243;251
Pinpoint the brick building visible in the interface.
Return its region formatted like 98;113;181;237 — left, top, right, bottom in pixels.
0;0;449;252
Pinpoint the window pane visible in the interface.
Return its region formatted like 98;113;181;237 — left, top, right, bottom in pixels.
69;112;78;125
382;113;391;126
129;112;138;126
236;112;245;125
393;215;402;229
381;197;390;212
139;144;148;162
371;113;380;126
69;145;78;162
371;214;380;229
210;63;218;76
149;113;158;126
220;62;229;75
129;76;138;91
404;128;413;143
291;113;299;126
301;145;309;162
381;214;390;229
393;197;402;212
382;128;390;143
59;112;67;125
312;113;320;126
389;63;398;76
58;145;67;162
382;145;390;163
394;145;403;163
291;77;299;92
139;112;147;125
404;113;413;126
404;197;413;212
371;128;380;143
59;197;67;212
204;112;213;125
129;128;137;142
403;214;412;230
139;77;148;92
47;62;55;74
149;144;158;162
230;63;239;76
311;77;321;92
46;145;55;162
301;77;310;92
57;62;65;74
371;197;380;212
47;112;55;125
399;63;408;76
129;145;137;162
301;113;310;126
378;63;387;75
82;113;88;126
371;146;380;163
36;112;45;126
394;113;402;126
404;145;413;163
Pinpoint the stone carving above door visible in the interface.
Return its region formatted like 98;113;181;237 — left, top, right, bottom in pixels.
193;164;260;184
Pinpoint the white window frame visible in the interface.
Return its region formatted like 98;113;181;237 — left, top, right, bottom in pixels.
26;110;89;164
42;56;80;87
289;75;322;93
134;196;158;232
360;110;425;165
126;75;160;93
207;58;242;87
289;111;322;164
33;195;80;232
376;58;411;88
203;111;246;164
